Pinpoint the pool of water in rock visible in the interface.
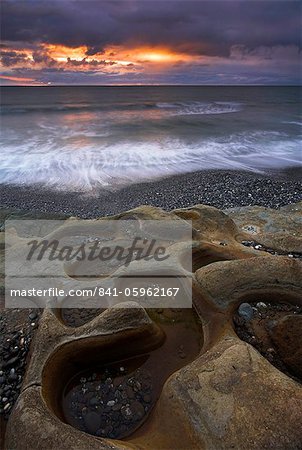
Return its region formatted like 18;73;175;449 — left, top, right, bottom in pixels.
62;308;202;439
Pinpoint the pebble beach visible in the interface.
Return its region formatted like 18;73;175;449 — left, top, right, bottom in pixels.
1;168;301;219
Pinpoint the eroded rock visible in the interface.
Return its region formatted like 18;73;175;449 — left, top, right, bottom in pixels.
270;315;302;379
3;202;302;449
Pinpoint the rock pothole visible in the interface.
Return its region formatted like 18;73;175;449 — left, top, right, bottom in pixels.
234;300;302;383
61;308;202;440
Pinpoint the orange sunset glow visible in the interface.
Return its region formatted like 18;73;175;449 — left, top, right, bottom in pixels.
42;44;89;61
0;75;33;82
0;75;44;86
0;42;200;84
43;43;193;65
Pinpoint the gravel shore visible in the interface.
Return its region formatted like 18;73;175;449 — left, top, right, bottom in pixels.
0;168;301;218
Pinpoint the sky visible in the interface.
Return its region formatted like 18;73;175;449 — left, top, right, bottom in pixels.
1;0;301;85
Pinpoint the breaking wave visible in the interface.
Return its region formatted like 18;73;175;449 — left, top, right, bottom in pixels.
0;131;301;191
1;100;242;116
156;101;242;115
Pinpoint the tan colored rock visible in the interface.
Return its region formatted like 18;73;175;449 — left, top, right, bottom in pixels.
225;202;302;253
23;303;164;390
135;337;302;450
194;256;302;316
270;314;302;379
3;202;302;450
6;386;124;450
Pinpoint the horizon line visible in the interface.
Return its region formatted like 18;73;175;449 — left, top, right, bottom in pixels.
1;83;301;88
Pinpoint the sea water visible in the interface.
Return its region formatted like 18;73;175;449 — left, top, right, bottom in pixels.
1;86;301;191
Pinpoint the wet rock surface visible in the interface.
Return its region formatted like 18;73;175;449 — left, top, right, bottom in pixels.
241;239;302;259
234;301;302;383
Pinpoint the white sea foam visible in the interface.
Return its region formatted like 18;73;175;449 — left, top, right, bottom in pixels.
282;121;302;127
0;131;301;191
156;101;242;115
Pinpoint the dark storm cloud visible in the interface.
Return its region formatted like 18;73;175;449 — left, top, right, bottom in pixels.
32;50;56;66
66;57;117;67
85;46;105;56
0;50;28;66
1;1;301;56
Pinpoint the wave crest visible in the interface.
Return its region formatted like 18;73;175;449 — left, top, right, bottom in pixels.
156;101;242;115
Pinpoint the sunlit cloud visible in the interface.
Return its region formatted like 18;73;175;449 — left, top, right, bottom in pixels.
0;74;47;85
42;44;90;62
0;42;200;81
132;47;194;64
41;43;195;66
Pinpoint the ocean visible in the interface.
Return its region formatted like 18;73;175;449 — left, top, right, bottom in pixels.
0;86;301;191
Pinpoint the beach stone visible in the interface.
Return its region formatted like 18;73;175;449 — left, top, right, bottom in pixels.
89;397;98;406
8;372;17;382
121;405;132;419
83;411;102;434
3;356;19;368
256;301;267;310
29;312;38;321
130;401;145;420
126;386;134;399
238;303;254;321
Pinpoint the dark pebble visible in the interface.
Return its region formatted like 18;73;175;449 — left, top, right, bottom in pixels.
89;397;98;406
131;401;145;420
83;411;102;434
8;373;18;382
29;312;38;321
3;356;19;368
238;303;254;321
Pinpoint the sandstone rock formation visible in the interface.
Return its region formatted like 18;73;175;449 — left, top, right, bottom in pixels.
2;202;302;449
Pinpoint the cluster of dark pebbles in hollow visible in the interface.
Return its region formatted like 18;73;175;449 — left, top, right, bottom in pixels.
63;360;153;439
234;300;302;383
241;240;302;259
